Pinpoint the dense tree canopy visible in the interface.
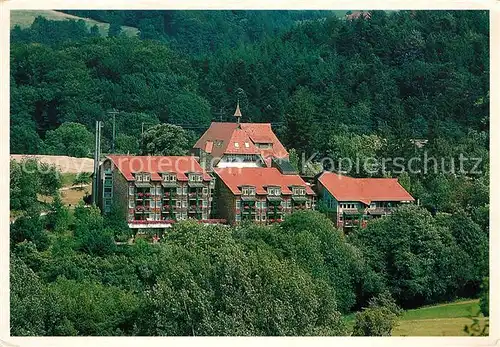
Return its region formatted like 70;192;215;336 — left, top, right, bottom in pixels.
9;10;489;336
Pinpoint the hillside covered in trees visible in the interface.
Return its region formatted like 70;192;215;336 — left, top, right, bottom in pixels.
10;10;489;336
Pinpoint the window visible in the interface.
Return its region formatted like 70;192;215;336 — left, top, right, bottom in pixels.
198;176;202;182
256;201;261;208
156;186;162;195
170;175;176;182
203;187;208;195
236;200;241;209
183;186;188;195
256;215;260;221
202;212;208;220
182;201;187;208
242;188;248;195
137;173;150;182
245;142;250;148
156;200;162;208
150;187;155;195
129;186;135;195
249;187;255;195
235;214;241;221
268;187;280;196
176;201;181;208
177;187;182;195
234;142;239;148
281;200;286;207
202;200;207;207
262;201;267;209
306;201;311;208
287;200;291;208
261;215;266;221
129;200;135;208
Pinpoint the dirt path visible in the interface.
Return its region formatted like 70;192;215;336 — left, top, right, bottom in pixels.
60;184;90;191
10;154;95;174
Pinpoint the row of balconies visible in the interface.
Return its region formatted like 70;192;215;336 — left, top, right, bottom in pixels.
136;191;208;200
239;205;309;212
134;205;209;213
128;218;226;225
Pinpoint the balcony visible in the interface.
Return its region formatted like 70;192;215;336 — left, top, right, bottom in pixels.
128;219;175;229
135;205;151;213
136;193;152;200
161;204;173;211
366;207;392;216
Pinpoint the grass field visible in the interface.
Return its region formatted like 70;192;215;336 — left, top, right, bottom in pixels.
10;10;139;37
345;299;488;336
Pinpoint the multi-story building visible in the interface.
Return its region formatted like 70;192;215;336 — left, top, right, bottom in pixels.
191;103;290;171
316;172;414;231
213;167;316;225
98;155;216;230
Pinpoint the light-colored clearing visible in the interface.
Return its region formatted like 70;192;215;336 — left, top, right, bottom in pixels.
10;154;95;174
394;317;488;336
61;186;91;207
10;10;139;37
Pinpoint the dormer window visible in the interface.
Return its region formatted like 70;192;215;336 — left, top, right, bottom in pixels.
234;142;239;148
162;173;177;182
135;172;151;182
244;142;250;148
241;186;255;196
267;187;281;196
188;173;202;182
293;187;306;195
256;143;272;149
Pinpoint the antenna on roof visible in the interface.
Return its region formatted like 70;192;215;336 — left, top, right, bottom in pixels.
234;99;242;124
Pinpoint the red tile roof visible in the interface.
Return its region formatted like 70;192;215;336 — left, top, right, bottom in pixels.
215;167;315;196
193;122;289;166
240;123;289;159
318;172;414;205
223;128;261;155
107;155;212;182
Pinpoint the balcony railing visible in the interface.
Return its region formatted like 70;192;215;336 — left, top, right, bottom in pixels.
136;193;152;199
135;205;151;212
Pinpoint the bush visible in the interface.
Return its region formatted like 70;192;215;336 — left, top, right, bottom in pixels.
10;211;50;252
352;292;402;336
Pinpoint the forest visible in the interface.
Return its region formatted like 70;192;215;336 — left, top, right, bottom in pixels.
9;10;489;336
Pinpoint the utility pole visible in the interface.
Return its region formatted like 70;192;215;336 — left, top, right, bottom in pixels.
92;120;103;206
108;108;119;153
141;122;145;154
92;120;99;205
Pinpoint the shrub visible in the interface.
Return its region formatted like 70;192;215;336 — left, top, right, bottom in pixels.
352;292;402;336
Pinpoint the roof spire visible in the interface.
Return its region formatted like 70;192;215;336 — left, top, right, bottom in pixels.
234;100;242;124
